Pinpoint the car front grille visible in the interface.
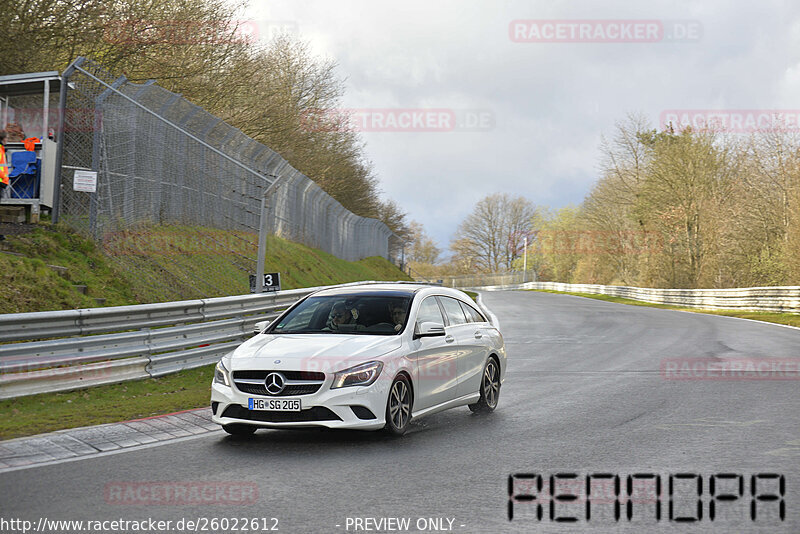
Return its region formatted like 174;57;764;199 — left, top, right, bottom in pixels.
233;370;325;381
235;383;322;396
231;370;326;397
221;404;342;423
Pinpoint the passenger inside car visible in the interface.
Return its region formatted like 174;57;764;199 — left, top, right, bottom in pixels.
389;304;407;332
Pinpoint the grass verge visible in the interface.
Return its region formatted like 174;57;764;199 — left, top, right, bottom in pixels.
0;365;215;440
528;289;800;328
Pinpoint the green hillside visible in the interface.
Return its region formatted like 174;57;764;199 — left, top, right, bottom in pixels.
0;224;411;314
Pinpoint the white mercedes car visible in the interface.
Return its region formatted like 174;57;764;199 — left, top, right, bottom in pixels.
211;283;505;436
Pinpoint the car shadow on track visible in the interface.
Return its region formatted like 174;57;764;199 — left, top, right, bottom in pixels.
211;409;509;452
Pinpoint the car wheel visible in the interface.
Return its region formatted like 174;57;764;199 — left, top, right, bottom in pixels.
222;424;257;436
469;357;500;413
384;375;412;435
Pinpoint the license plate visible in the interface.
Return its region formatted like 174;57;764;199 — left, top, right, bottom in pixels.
248;398;301;411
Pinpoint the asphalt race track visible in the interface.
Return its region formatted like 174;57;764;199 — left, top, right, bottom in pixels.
2;290;799;533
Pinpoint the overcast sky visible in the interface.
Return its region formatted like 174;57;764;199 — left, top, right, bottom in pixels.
247;0;800;252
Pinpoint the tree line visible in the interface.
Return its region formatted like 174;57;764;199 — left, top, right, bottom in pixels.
2;0;410;241
412;115;799;288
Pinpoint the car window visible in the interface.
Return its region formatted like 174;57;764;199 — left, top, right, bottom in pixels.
438;296;467;326
276;299;327;331
416;296;444;325
459;301;487;323
269;294;411;335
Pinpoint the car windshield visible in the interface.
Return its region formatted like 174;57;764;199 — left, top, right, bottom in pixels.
268;294;412;335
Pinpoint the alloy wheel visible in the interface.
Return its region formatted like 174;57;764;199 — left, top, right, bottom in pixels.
482;359;500;408
389;379;411;429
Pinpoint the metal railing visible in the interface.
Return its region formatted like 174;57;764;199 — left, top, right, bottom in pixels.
0;282;385;399
462;280;800;314
437;272;534;289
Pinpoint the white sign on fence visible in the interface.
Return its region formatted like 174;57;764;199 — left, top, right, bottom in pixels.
73;170;98;193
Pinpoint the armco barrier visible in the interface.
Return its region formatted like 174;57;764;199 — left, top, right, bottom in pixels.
1;357;151;399
0;281;387;399
460;280;800;314
0;295;282;342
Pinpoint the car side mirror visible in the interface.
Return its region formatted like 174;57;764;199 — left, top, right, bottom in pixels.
253;320;271;335
415;321;445;339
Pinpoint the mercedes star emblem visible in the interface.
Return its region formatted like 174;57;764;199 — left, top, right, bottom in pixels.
264;372;286;395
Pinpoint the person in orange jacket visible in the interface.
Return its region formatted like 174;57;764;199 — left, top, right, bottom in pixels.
0;130;8;190
0;130;7;241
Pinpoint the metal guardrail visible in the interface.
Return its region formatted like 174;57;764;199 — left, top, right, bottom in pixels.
0;282;390;399
436;271;534;288
462;280;800;314
0;294;291;342
17;277;763;400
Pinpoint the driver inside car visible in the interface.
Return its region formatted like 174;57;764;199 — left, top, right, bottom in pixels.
327;302;358;331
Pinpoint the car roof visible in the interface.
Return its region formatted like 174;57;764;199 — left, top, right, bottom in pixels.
312;283;425;297
310;282;471;301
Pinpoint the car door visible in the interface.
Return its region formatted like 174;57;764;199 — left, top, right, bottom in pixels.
456;299;495;397
437;296;487;399
408;295;459;411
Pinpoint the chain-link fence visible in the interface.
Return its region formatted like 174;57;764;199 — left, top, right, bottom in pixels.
58;58;396;301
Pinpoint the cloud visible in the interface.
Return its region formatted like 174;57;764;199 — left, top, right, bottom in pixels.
248;0;796;250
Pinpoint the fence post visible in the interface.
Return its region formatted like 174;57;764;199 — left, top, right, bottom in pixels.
523;236;528;283
256;195;268;293
51;59;81;224
256;177;283;293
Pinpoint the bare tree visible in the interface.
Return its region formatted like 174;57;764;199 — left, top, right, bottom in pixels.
451;193;537;272
406;221;440;264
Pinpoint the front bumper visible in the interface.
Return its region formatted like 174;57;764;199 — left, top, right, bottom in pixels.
211;373;391;431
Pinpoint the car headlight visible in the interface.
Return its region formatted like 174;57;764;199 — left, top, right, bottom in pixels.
331;361;383;389
214;360;231;387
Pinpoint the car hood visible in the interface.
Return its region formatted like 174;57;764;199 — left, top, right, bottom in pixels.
229;334;403;373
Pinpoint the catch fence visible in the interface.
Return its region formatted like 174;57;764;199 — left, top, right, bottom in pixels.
57;58;396;302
